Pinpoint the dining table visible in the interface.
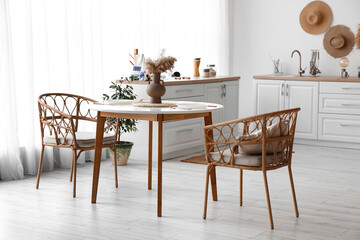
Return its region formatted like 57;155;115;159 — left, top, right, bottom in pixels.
88;100;223;217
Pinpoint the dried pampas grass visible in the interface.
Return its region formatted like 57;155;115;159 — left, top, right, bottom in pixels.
356;24;360;50
145;50;177;74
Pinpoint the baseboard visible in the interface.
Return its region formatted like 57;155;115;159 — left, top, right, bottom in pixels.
294;138;360;150
163;146;204;160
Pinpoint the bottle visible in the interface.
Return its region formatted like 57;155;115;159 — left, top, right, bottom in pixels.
193;58;201;77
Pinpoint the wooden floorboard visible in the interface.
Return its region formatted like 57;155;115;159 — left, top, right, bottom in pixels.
0;144;359;240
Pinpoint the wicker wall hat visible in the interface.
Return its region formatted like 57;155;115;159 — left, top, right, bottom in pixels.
323;25;355;58
300;1;332;34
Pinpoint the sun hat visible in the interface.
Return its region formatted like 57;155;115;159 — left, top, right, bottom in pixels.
323;25;355;58
300;1;332;34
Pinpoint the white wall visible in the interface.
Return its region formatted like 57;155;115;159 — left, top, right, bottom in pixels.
231;0;360;117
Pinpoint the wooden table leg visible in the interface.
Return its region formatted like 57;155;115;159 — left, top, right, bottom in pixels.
204;112;218;201
157;116;163;217
91;112;106;203
148;121;153;190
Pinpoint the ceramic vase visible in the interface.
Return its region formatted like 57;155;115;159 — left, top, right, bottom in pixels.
146;73;166;103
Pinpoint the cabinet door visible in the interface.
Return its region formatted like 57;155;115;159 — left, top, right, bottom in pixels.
204;82;223;124
253;80;284;114
223;81;239;122
285;81;319;139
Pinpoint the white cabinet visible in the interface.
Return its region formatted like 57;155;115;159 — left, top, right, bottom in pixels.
285;81;318;139
318;82;360;144
204;83;223;124
254;78;360;148
223;80;240;122
205;81;239;138
318;114;360;143
253;80;284;114
319;94;360;115
205;81;239;124
253;79;318;139
163;95;204;156
129;80;239;160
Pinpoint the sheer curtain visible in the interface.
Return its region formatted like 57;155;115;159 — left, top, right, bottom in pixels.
0;0;24;180
0;0;229;180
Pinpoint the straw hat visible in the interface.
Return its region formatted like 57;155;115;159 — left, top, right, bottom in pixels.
300;1;332;34
323;25;355;58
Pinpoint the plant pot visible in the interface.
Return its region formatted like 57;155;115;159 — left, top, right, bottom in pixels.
108;141;134;166
146;73;166;103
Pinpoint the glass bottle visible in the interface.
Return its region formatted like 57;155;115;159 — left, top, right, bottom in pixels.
193;58;201;77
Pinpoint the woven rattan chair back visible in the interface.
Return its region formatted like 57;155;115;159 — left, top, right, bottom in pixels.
202;108;300;229
36;93;118;197
203;108;300;170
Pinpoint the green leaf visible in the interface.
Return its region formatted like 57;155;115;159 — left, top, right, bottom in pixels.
102;82;138;137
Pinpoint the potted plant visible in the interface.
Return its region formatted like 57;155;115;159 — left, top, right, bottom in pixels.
103;81;137;165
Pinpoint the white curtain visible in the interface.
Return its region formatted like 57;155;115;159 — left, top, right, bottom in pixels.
0;0;229;180
0;0;24;180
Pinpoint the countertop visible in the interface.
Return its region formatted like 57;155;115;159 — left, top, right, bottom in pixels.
253;74;360;82
117;76;240;86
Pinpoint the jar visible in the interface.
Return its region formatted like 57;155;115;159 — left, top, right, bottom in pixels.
207;64;216;77
193;58;201;77
202;68;210;77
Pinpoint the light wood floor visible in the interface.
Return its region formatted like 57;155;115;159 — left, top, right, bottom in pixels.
0;144;359;240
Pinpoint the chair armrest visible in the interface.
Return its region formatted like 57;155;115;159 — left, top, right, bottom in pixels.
39;102;76;146
39;101;72;119
203;116;263;164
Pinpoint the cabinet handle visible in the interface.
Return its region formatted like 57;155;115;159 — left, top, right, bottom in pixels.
281;83;284;95
175;89;193;93
221;85;224;98
286;84;289;96
339;123;360;127
341;103;360;107
176;128;194;133
341;86;360;89
224;84;226;97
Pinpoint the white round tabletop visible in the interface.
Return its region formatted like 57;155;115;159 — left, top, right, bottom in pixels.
88;100;223;114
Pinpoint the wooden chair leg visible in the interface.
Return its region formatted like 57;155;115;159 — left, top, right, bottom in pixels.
203;164;212;219
73;150;77;198
148;121;153;190
113;147;118;188
209;165;218;201
36;145;45;189
240;169;243;206
263;170;274;229
70;151;75;182
288;165;299;217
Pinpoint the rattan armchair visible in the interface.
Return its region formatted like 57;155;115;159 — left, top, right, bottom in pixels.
37;93;119;197
203;108;300;229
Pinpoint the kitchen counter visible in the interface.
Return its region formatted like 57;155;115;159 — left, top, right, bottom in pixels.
253;74;360;82
118;76;240;86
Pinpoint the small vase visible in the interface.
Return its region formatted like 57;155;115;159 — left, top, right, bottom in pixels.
146;73;166;103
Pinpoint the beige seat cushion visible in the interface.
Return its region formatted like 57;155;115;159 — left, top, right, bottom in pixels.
239;120;289;155
210;149;280;167
43;132;115;147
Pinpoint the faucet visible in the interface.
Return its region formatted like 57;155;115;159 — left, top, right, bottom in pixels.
291;50;305;77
